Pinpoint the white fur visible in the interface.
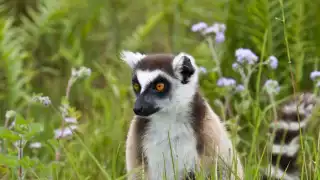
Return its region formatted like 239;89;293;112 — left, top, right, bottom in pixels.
281;102;314;115
169;53;199;113
133;53;201;179
135;52;199;114
264;165;299;180
120;50;146;69
143;112;199;180
135;68;199;179
136;70;173;93
272;136;300;156
272;143;300;157
269;119;309;131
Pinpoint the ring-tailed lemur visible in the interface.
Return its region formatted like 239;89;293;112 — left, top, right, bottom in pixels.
120;51;244;180
262;92;319;180
120;51;319;180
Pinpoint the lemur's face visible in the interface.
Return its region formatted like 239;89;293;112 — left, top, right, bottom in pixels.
120;51;199;117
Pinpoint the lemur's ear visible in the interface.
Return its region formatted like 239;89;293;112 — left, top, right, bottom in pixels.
120;50;146;69
172;52;198;84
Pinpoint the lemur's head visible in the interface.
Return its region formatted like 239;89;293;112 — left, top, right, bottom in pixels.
120;51;199;117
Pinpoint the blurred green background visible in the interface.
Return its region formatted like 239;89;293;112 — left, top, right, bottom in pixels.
1;0;320;179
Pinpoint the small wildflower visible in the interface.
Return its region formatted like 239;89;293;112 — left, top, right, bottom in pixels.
219;24;226;32
54;125;78;139
263;79;280;95
203;23;226;35
5;110;16;119
29;142;42;149
64;117;77;124
203;26;217;35
40;96;51;106
310;71;320;81
32;95;51;106
217;77;236;87
236;84;245;92
232;63;240;71
191;22;208;32
235;48;258;65
268;56;278;69
215;32;225;43
199;66;207;74
71;66;92;80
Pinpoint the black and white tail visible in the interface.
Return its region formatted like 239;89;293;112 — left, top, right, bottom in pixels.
262;92;319;180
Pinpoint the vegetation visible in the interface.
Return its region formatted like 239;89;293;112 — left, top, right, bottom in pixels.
0;0;320;179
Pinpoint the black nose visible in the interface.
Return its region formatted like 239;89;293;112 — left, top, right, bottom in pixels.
133;103;160;117
133;106;143;115
133;96;160;116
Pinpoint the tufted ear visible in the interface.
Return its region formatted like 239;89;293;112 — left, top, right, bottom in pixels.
120;50;146;69
172;52;198;84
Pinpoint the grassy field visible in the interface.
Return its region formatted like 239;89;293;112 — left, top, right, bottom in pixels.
1;0;320;179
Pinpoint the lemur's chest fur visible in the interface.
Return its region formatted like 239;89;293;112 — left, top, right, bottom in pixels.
142;114;199;180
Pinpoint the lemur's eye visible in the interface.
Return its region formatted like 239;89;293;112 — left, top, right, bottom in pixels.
155;83;165;92
133;83;140;92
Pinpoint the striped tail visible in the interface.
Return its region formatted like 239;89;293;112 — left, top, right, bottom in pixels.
262;92;319;180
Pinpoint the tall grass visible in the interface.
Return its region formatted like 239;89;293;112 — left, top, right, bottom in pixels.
0;0;320;179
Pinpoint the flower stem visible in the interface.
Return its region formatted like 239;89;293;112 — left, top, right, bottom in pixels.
55;77;75;161
66;78;75;100
313;80;319;95
2;116;15;154
269;94;278;122
206;37;222;77
18;140;24;180
224;94;233;118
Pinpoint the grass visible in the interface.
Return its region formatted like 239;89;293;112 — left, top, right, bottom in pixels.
0;0;320;179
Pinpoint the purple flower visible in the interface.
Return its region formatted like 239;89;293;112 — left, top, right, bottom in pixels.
235;48;258;65
203;26;217;35
191;22;208;32
215;32;225;43
236;84;245;92
268;56;278;69
32;95;51;106
232;63;240;71
310;71;320;81
54;125;78;139
199;66;207;74
64;117;77;124
203;23;226;35
217;77;236;87
263;79;280;95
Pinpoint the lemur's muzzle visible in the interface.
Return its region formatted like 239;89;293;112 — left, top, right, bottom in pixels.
133;95;160;117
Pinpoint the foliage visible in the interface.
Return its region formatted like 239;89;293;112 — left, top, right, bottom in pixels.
0;0;320;179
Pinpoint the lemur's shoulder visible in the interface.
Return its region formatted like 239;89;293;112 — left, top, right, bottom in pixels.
196;95;244;179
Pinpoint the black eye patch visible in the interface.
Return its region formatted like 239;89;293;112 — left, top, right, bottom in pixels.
145;76;171;98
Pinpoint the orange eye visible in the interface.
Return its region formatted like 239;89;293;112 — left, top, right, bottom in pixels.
133;83;140;92
155;83;165;92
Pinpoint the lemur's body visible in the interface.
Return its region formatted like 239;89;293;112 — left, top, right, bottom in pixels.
121;52;243;180
262;92;319;180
